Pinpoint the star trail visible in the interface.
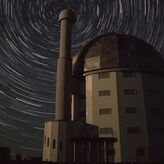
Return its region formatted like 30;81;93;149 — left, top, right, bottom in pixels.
0;0;164;156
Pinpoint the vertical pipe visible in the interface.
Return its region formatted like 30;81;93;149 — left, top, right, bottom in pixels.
55;10;76;121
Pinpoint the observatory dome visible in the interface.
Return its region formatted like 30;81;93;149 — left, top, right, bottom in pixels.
73;33;164;75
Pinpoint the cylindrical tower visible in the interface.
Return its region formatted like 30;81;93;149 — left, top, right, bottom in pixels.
55;9;76;121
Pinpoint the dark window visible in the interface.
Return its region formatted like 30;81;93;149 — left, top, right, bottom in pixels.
99;108;112;115
100;128;113;135
98;72;110;79
53;139;56;149
124;89;137;95
149;108;161;115
47;138;49;147
125;107;137;114
148;89;159;96
136;148;145;156
60;142;63;151
152;128;164;135
123;72;136;77
127;127;141;134
79;111;86;117
108;149;115;155
80;82;85;93
44;136;46;144
80;93;85;99
99;90;111;96
79;102;86;111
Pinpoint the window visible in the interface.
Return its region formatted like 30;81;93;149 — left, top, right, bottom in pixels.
123;72;136;77
79;111;86;117
47;138;49;147
44;136;46;144
152;128;164;135
99;90;111;96
148;89;159;96
136;148;145;156
60;142;63;151
80;82;85;93
125;107;137;114
124;89;137;95
80;93;85;99
53;139;56;149
149;108;161;115
98;72;110;79
99;108;112;115
127;127;141;134
100;128;113;135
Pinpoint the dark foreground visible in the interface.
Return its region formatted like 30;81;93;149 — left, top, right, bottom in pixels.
1;160;164;164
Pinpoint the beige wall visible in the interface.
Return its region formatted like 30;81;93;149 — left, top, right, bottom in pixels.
43;69;164;162
85;71;149;162
43;121;58;161
86;72;121;162
43;120;99;162
43;121;69;162
116;72;149;162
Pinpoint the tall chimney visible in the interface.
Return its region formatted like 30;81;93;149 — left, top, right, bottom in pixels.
55;9;76;121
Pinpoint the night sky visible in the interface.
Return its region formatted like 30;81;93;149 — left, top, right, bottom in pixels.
0;0;164;157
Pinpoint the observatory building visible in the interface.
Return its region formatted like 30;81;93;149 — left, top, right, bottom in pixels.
43;10;164;162
42;10;116;163
72;32;164;162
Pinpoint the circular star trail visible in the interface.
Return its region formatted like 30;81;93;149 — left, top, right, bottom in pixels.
0;0;164;156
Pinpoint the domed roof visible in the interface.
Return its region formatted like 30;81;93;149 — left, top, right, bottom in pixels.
73;33;164;75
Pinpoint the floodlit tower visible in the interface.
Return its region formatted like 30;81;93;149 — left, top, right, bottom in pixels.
55;9;75;121
43;10;104;163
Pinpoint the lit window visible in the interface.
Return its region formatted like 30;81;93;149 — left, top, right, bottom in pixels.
98;72;110;79
99;108;112;115
124;89;137;95
123;72;136;77
99;90;111;96
125;107;137;114
100;128;113;135
127;127;141;134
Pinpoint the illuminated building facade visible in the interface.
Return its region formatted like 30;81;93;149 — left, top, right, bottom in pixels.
43;9;164;163
42;10;116;163
72;33;164;162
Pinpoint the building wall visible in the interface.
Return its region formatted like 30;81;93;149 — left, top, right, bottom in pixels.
142;73;164;161
85;71;150;162
43;121;58;161
43;120;99;162
43;121;71;162
86;72;121;162
71;77;86;122
116;72;149;162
